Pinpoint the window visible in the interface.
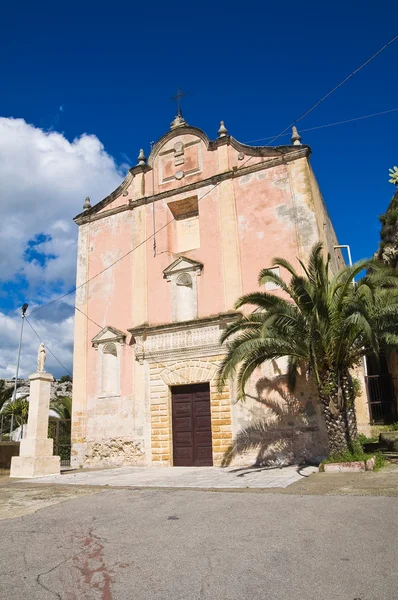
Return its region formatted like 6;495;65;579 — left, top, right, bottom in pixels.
167;196;200;252
264;267;280;291
101;343;119;395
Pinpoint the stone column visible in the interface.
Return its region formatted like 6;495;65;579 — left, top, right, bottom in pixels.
10;371;60;478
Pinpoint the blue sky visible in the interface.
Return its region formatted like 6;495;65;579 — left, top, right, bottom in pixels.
0;0;396;377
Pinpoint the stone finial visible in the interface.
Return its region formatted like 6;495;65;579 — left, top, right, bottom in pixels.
218;121;228;137
291;126;302;146
170;114;187;130
83;196;91;210
137;149;147;165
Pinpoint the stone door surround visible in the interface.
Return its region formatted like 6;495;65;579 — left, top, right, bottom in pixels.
129;314;238;466
149;358;232;466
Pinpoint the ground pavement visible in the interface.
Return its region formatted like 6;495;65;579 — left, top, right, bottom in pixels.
18;464;318;489
0;464;397;599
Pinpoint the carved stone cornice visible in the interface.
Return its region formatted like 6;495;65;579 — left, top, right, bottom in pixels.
128;312;239;364
163;256;203;280
74;171;135;224
74;147;310;225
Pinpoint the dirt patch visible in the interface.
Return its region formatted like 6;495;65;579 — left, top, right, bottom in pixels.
0;478;102;520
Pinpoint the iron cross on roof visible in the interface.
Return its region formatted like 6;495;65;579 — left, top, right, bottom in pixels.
170;88;189;116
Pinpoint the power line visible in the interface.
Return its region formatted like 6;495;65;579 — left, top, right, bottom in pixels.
27;35;398;319
25;316;73;377
265;33;398;147
246;107;398;143
75;305;155;360
28;149;258;317
74;305;103;330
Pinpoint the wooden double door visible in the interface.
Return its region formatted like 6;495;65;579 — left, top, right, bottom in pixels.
171;383;213;466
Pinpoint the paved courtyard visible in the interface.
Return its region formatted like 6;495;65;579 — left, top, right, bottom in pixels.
18;464;318;488
0;485;397;600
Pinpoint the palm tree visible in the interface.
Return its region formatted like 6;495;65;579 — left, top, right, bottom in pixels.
50;396;72;419
0;380;18;412
1;397;29;428
218;243;398;456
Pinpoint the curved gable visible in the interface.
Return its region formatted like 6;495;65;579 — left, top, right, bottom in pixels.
148;125;210;167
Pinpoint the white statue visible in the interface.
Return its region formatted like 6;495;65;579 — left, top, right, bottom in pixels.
37;342;46;372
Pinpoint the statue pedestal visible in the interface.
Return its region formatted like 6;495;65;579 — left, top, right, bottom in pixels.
10;371;60;478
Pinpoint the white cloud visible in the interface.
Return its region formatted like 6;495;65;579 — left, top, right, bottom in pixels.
0;117;123;287
0;310;74;380
0;117;125;379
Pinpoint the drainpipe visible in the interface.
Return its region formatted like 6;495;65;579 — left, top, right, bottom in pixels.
334;244;352;267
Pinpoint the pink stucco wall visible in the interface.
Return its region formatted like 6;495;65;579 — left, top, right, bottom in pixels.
85;212;134;400
145;186;225;324
235;165;300;294
78;127;321;404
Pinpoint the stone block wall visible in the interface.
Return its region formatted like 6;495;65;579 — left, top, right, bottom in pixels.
149;356;232;466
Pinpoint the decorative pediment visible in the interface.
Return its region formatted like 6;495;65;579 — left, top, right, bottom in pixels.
163;256;203;280
91;326;126;348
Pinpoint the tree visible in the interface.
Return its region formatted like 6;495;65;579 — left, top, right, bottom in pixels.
378;190;398;268
50;396;72;419
218;243;398;456
0;380;16;412
58;375;72;384
1;397;29;428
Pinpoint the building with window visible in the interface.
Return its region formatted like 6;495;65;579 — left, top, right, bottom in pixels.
71;113;357;468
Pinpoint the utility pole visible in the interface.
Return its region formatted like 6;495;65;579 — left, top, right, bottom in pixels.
12;303;28;402
334;244;352;267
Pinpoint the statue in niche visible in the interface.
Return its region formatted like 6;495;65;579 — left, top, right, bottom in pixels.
37;342;46;372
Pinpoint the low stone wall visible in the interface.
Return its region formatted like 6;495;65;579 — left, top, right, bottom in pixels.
0;442;20;469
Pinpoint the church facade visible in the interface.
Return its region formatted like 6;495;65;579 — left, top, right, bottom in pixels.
71;113;353;469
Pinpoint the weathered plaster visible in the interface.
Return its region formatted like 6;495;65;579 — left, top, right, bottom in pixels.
72;122;354;469
71;223;90;467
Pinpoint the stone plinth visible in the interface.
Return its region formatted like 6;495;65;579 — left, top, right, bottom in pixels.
10;371;60;478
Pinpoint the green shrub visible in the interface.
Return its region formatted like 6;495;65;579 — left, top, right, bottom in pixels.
358;433;378;446
321;449;386;471
322;449;368;464
352;377;362;398
374;452;386;471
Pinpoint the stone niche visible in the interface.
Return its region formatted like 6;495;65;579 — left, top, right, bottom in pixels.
163;256;203;323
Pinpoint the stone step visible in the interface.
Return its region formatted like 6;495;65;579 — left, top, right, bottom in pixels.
381;452;398;460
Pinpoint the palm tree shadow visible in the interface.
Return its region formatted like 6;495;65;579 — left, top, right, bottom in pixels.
222;372;321;468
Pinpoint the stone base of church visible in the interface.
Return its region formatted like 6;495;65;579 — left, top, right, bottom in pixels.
70;441;87;469
83;437;145;468
10;455;60;478
71;438;146;469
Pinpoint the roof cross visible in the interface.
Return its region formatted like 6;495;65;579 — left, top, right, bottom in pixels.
170;88;189;116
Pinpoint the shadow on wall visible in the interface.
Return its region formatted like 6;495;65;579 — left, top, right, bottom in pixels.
222;371;326;467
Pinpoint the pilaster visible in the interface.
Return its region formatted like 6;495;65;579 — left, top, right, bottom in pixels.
71;222;90;467
217;144;242;310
